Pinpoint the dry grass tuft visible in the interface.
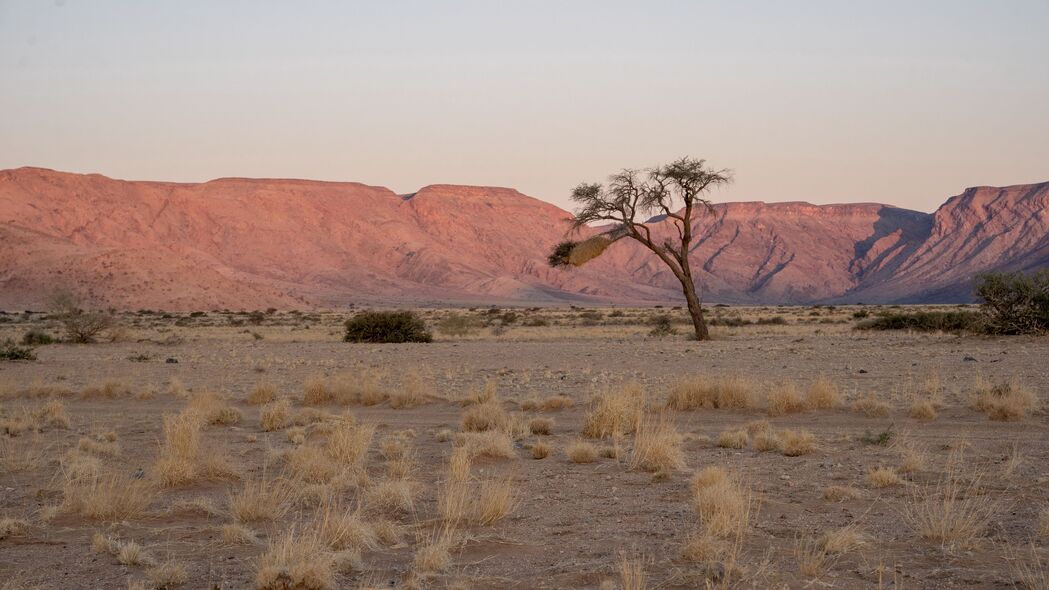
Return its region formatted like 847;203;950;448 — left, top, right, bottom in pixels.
666;376;753;410
327;421;375;468
246;382;278;405
805;376;841;409
260;397;292;431
152;412;202;486
795;536;827;578
852;396;891;417
691;467;751;538
186;391;242;425
221;523;259;545
908;401;938;421
781;429;816;457
866;466;901;488
680;531;728;563
0;517;29;540
766;383;806;416
413;528;456;574
822;485;862;502
531;440;550;459
146;560;186;589
229;475;296;522
461;401;509;433
540;395;574;411
566;440;598;463
475;477;515;525
315;501;378;551
752;429;782;452
61;469;152;521
582;383;644;438
388;370;432;409
717;428;749;449
630;413;685;475
365;479;415;515
618;554;647;590
819;523;868;554
528;417;553;435
971;378;1038;421
454;431;516;460
256;527;335;590
904;460;998;551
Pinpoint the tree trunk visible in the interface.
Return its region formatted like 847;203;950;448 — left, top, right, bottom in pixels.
679;274;709;341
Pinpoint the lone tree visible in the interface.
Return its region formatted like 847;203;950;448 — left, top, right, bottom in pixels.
548;157;731;340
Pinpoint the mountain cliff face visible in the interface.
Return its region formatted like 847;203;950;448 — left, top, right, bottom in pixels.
1;167;1046;310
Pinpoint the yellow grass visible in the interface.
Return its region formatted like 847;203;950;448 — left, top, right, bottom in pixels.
766;382;806;416
805;376;841;409
781;429;816;456
582;383;644;438
246;382;277;405
971;378;1038;421
453;431;516;460
691;467;751;538
822;485;862;502
666;376;753;410
630;413;685;475
260;397;292;431
717;428;749;449
908;401;937;421
461;401;509;432
566;440;598;463
256;527;335;590
61;470;152;521
146;560;186;589
229;475;296;522
852;396;891;417
904;461;998;552
866;466;901;488
531;440;550;459
528;417;553;435
475;477;515;525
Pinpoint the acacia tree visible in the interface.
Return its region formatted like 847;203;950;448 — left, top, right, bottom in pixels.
548;157;731;340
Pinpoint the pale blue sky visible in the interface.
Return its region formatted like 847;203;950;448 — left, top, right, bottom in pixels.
2;1;1047;211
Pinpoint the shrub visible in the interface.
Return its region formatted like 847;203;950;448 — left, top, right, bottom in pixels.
648;314;676;337
975;270;1049;335
436;313;481;337
855;311;982;333
343;311;432;343
0;340;36;361
21;330;53;345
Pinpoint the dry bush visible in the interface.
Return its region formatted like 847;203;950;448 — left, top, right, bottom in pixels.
795;536;827;578
461;401;509;432
717;429;749;449
744;419;769;436
819;523;868;554
327;421;375;468
229;475;296;522
822;485;862;502
315;501;377;551
260;398;292;431
152;412;201;486
806;376;841;409
529;417;553;435
303;377;334;405
766;382;806;416
531;441;550;459
540;395;574;411
618;554;647;590
458;381;498;407
666;376;753;410
285;444;338;484
365;479;415;515
518;398;538;411
680;531;728;563
582;383;644;438
246;382;278;405
61;470;152;521
904;461;998;551
304;371;391;406
221;523;258;545
752;429;782;452
0;517;29;540
80;380;131;400
77;436;120;457
186;391;242;425
388;370;432;409
453;431;515;460
256;527;335;590
413;528;456;574
781;429;816;457
852;396;891;417
971;378;1038;421
1011;543;1049;590
566;440;598;463
691;467;751;538
908;401;937;421
895;436;928;474
630;413;685;475
866;466;901;488
475;477;515;525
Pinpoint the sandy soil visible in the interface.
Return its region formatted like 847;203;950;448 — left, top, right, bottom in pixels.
0;306;1046;589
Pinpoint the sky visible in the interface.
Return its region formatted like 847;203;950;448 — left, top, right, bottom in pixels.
1;1;1047;212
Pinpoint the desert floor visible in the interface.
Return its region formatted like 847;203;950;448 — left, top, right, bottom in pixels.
1;305;1047;589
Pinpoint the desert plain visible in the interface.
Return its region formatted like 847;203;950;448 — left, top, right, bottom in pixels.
1;304;1047;589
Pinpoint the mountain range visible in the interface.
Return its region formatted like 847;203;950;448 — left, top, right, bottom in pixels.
1;167;1047;310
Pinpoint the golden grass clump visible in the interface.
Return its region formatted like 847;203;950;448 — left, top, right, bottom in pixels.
152;412;202;486
822;485;862;502
413;528;456;574
315;501;378;551
819;523;868;554
908;401;938;421
805;376;841;409
540;395;574;411
680;531;728;563
246;382;278;405
566;440;598;463
365;479;415;515
260;397;292;431
717;428;749;449
453;431;516;460
665;376;753;410
388;370;432;409
582;383;644;438
0;517;29;540
461;401;509;432
327;421;375;468
531;440;550;459
221;523;259;545
229;476;296;522
186;391;242;425
795;536;827;578
752;429;782;452
61;470;152;521
146;560;186;589
691;467;751;538
766;382;806;416
852;396;891;417
865;466;901;488
781;429;816;456
528;417;553;435
904;461;997;551
285;444;338;484
630;413;685;475
303;377;334;405
256;528;335;590
617;554;647;590
475;477;515;525
971;378;1037;421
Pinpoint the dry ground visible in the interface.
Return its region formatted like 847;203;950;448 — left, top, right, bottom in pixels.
1;305;1047;589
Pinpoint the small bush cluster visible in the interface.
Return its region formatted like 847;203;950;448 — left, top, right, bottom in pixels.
0;340;36;361
344;311;432;343
855;311;982;333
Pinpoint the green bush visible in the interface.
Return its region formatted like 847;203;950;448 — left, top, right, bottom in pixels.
975;270;1049;335
344;311;432;343
22;330;54;345
648;314;676;337
1;340;36;361
855;310;983;332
